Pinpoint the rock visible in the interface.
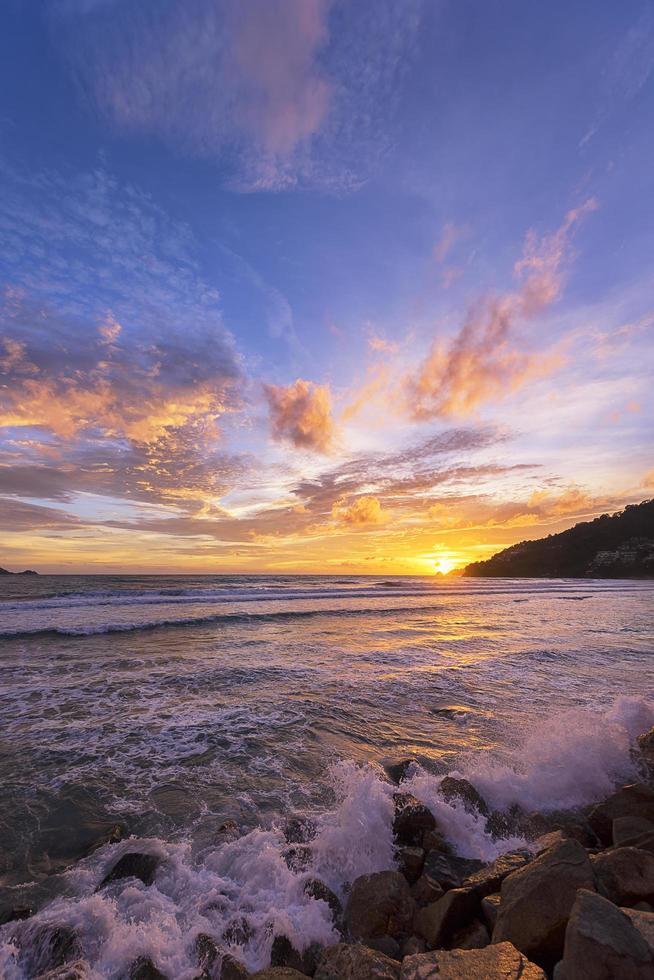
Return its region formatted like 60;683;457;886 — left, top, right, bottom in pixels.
37;963;90;980
365;936;401;960
438;777;489;817
587;783;654;846
128;958;168;980
624;907;654;948
419;850;483;893
592;846;654;906
250;971;307;980
222;917;252;947
480;892;501;930
617;830;654;855
393;794;436;846
637;727;654;776
492;838;595;966
633;902;654;912
413;888;478;948
399;942;545;979
401;937;427;957
25;925;81;976
421;829;452;854
462;850;530;898
314;943;400;979
384;759;417;785
99;852;160;889
282;845;312;872
450;919;489;949
345;870;415;941
613;815;654;846
283;816;317;844
411;875;444;908
534;830;567;853
520;811;597;848
396;847;425;885
0;906;32;926
557;889;654;979
271;935;318;975
216;820;241;844
195;934;248;980
303;878;343;929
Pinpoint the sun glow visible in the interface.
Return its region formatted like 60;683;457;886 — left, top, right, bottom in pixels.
434;556;457;575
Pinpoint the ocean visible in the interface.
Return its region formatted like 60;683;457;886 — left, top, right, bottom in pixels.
1;574;653;977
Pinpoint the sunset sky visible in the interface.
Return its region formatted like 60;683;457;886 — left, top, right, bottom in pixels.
1;0;653;574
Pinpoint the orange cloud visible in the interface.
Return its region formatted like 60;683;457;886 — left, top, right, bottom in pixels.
332;494;386;525
264;378;335;452
643;469;654;490
406;199;598;420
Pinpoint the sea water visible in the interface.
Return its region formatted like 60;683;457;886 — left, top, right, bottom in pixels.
0;575;652;976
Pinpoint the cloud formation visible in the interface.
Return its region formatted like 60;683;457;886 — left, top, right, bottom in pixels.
406;199;598;419
332;494;386;526
265;379;335;452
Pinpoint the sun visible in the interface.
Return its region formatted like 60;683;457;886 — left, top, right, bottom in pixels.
434;556;457;575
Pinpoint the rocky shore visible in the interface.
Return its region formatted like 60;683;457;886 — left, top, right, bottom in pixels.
4;726;654;979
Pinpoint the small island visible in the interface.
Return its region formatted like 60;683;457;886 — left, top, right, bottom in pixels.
0;567;39;576
463;499;654;578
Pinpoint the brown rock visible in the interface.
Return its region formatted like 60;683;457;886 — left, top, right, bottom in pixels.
99;852;160;889
557;889;654;979
128;957;168;980
271;935;318;975
303;878;343;929
411;875;444;908
195;934;249;980
480;892;501;930
365;936;401;960
384;759;418;786
396;847;425;885
37;963;90;980
613;815;654;846
345;871;415;941
492;838;595;966
413;888;477;948
534;830;567;853
637;727;654;777
587;783;654;846
462;850;530;898
283;816;317;844
420;849;483;892
624;907;654;948
592;846;654;906
314;943;400;979
250;971;308;980
438;777;489;817
421;829;452;854
450;918;489;949
399;942;545;979
401;937;427;957
393;794;436;846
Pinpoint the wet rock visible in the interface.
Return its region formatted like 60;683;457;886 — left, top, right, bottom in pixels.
480;892;501;930
283;816;317;845
282;845;312;872
450;918;489;950
314;942;400;979
345;870;415;941
128;957;168;980
37;962;90;980
365;935;401;960
461;850;530;899
396;846;425;885
195;933;248;980
99;851;160;889
0;905;32;926
271;935;318;975
421;829;452;854
420;849;484;892
413;888;478;948
485;808;517;839
637;726;654;777
633;901;654;912
384;759;417;786
303;879;343;929
587;783;654;846
250;972;307;980
393;794;436;846
216;820;241;844
492;838;595;967
520;810;597;848
534;830;567;853
401;936;427;957
222;917;253;947
556;889;654;979
613;815;654;846
438;777;489;817
591;845;654;906
399;942;546;979
616;830;654;855
411;874;444;908
624;907;654;948
25;925;81;976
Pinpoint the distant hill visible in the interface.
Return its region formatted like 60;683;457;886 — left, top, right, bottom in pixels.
463;499;654;579
0;567;38;575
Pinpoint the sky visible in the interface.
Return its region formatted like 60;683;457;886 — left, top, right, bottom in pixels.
0;0;653;575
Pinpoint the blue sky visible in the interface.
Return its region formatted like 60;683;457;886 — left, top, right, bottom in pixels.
0;0;653;572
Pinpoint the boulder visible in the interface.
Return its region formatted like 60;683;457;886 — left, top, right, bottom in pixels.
413;888;478;948
128;957;168;980
438;777;489;817
450;918;489;949
624;907;654;948
613;815;654;847
480;892;501;930
462;850;530;898
222;917;252;947
314;943;400;979
345;871;415;941
195;933;248;980
384;759;417;785
421;829;452;854
282;845;312;872
24;925;81;977
419;850;483;892
37;963;90;980
492;838;595;966
592;846;654;906
411;875;444;908
393;794;436;846
399;942;546;979
0;906;32;926
215;820;241;844
250;971;308;980
401;937;427;957
396;847;425;885
304;878;343;929
271;935;318;975
587;784;654;846
365;936;401;960
637;727;654;776
283;816;317;844
534;830;567;853
99;852;160;889
556;889;654;979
